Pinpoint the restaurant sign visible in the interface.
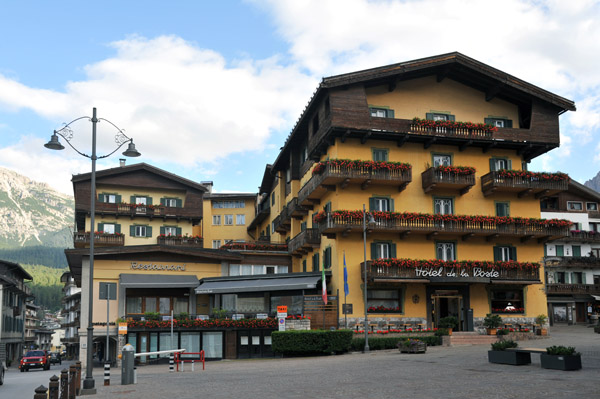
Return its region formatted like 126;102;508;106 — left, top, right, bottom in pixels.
131;262;186;271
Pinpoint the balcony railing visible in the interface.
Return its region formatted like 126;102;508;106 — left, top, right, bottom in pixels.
288;228;321;256
73;232;124;248
272;206;291;234
481;171;568;197
546;284;600;295
421;167;476;195
565;231;600;243
287;197;310;218
315;211;569;240
298;162;412;206
157;236;203;247
220;241;288;252
361;260;540;283
91;202;201;219
545;256;600;268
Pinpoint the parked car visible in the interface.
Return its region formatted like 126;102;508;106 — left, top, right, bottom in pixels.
19;350;50;372
49;352;62;365
0;360;5;385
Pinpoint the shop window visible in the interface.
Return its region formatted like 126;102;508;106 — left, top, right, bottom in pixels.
367;289;401;313
490;289;524;314
126;297;142;314
174;297;189;314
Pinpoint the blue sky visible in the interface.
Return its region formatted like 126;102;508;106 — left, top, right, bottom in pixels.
1;0;599;195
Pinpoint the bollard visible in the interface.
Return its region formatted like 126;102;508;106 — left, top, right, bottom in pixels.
34;385;48;399
75;362;82;395
192;360;194;372
169;353;174;372
68;365;76;399
49;375;59;399
133;366;137;384
121;343;135;385
59;368;69;399
104;363;110;386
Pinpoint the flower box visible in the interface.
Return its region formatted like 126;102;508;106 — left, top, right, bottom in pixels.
488;350;531;365
399;340;426;354
540;354;582;371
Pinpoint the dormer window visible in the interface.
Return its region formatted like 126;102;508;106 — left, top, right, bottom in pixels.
370;107;395;118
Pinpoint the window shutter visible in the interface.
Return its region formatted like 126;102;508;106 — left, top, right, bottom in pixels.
544;245;547;257
426;113;434;120
387;109;395;118
130;225;135;236
115;224;121;234
484;118;493;125
581;273;586;284
390;198;395;212
146;226;152;237
160;198;166;206
564;273;570;283
572;246;581;257
448;115;455;121
325;202;331;213
489;159;496;172
505;120;513;128
390;243;397;258
493;247;501;262
369;197;375;211
302;260;307;273
314;253;320;271
371;243;377;260
98;194;105;203
510;247;517;261
97;223;104;232
160;226;165;235
130;196;135;203
176;227;182;236
176;199;183;208
147;196;153;206
115;195;122;203
507;160;512;170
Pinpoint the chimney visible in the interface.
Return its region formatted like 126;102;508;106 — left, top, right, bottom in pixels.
201;181;213;194
119;159;126;167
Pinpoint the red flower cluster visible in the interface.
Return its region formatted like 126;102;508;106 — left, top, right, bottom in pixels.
371;258;540;271
367;305;401;313
158;234;202;239
312;159;412;175
412;117;498;133
492;308;525;313
285;315;311;320
495;169;569;181
435;165;476;175
127;318;278;329
94;231;124;236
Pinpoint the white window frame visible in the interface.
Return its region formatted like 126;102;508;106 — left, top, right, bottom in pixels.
164;198;178;207
494;158;509;170
495;120;505;128
567;201;583;211
224;214;234;225
102;224;116;234
436;242;455;261
370;108;388;118
432;114;448;121
236;214;245;225
212;240;221;249
212;215;221;225
375;242;390;259
434;198;453;215
134;225;147;237
106;194;117;204
433;154;452;167
498;246;512;261
164;226;178;236
373;197;390;212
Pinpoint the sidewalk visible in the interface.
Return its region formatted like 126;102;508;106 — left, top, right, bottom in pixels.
95;325;599;399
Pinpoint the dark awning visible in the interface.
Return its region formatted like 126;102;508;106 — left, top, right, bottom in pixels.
195;275;321;294
120;274;199;288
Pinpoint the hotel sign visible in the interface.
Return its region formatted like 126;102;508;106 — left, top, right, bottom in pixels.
130;262;186;271
415;267;500;279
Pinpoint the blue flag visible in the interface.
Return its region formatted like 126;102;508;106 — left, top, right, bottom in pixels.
343;252;349;296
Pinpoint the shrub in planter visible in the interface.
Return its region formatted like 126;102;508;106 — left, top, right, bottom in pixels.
272;330;353;356
496;328;510;336
535;314;548;336
541;346;582;370
484;314;503;335
438;316;458;333
350;336;442;351
434;328;450;337
488;340;530;365
398;339;426;353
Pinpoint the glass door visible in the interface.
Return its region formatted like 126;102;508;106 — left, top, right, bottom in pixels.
432;295;463;331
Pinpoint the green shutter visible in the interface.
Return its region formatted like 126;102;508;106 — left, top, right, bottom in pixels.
572;245;581;257
493;247;501;262
301;221;307;231
510;247;517;261
544;245;547;257
426;113;434;120
115;195;122;203
507;160;512;170
146;226;152;237
371;243;377;260
448;115;455;121
369;197;375;211
147;197;153;206
160;226;165;235
314;253;320;271
176;227;182;236
387;109;395;118
160;198;166;206
115;224;121;234
556;245;564;256
581;273;586;284
97;223;104;232
505;120;513;128
176;199;183;208
565;273;570;283
130;196;135;204
130;225;136;236
302;260;307;272
390;243;397;258
489;159;496;172
484;118;493;125
390;198;395;212
98;194;105;203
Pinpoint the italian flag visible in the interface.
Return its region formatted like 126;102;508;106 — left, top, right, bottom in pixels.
322;261;328;305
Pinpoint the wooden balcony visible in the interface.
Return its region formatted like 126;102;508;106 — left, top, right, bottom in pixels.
157;236;203;247
298;163;412;207
545;256;600;269
288;229;321;256
273;206;291;234
288;197;310;219
421;167;475;195
564;231;600;243
220;241;288;252
248;200;271;231
73;232;124;248
546;284;600;295
89;202;202;221
316;212;569;242
481;172;568;198
361;260;540;283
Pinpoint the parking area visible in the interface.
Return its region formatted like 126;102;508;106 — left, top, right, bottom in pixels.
95;325;598;399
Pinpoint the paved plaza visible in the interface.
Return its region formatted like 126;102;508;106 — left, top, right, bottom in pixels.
95;325;599;399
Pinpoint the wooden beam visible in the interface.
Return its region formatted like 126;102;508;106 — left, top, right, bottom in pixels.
397;135;408;147
426;231;439;240
520;235;534;243
518;188;532;198
486;234;499;242
537;237;551;244
361;131;372;144
462;233;474;241
323;185;336;192
361;179;372;190
459;185;474;196
388;82;396;92
535;189;550;199
517;143;533;156
341;129;351;143
436;66;451;82
485;84;502;101
399;231;411;239
340;178;350;189
459;139;473;152
398;182;409;192
483;142;497;153
341;228;351;237
424;137;437;149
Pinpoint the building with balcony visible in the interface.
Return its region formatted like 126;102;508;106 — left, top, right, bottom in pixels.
24;301;39;351
541;180;600;325
255;52;575;330
0;260;32;367
60;272;81;359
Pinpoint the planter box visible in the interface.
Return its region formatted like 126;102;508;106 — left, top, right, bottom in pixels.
540;354;582;371
399;342;427;353
488;350;531;365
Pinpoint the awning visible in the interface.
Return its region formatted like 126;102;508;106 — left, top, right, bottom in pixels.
120;274;199;288
196;275;321;294
490;280;541;285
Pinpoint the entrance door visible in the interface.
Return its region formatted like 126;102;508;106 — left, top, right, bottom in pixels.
138;332;149;364
432;295;463;331
575;303;586;323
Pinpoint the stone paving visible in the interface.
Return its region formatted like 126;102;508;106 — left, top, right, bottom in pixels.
94;325;599;399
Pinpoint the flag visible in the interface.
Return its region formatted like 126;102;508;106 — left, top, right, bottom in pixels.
343;252;349;297
322;257;328;305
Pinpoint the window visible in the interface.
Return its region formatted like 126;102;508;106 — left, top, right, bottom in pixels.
484;117;513;128
567;202;583;211
312;252;320;272
126;297;142;314
571;272;583;284
434;198;453;215
213;201;245;208
161;198;181;207
161;226;180;236
98;193;120;203
372;148;389;162
540;197;558;211
371;242;396;259
236;214;245;225
130;225;151;237
555;245;564;256
212;215;221;225
586;202;598;211
489;158;511;171
212;240;221;249
97;223;119;234
370;107;394;118
555;271;566;283
436;242;455;261
323;247;332;269
229;264;288;276
590;223;600;232
271;193;275;206
302;259;307;272
286;168;291;183
367;289;401;313
426;112;455;122
495;202;510;217
370;197;393;212
494;246;516;261
490;289;524;314
432;154;452;167
572;245;581;257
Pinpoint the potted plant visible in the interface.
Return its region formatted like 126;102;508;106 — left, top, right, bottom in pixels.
488;340;530;365
483;314;503;335
541;346;581;370
535;314;548;336
398;339;427;354
438;316;459;335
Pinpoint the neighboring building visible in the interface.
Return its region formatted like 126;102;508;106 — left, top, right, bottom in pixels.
202;189;257;249
33;328;54;351
249;52;575;330
0;260;32;367
542;180;600;325
60;272;81;359
24;301;39;351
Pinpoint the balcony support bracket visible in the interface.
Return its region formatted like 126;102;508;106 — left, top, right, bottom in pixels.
520;235;534;243
486;234;499;242
518;188;533;198
426;231;438;240
361;179;372;190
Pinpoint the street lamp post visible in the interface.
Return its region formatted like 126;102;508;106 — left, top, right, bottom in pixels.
45;107;140;394
362;204;375;352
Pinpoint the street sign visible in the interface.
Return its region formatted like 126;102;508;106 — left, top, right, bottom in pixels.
118;322;128;335
278;317;286;331
277;305;288;318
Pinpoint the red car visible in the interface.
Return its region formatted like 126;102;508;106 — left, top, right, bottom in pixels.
19;350;50;372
